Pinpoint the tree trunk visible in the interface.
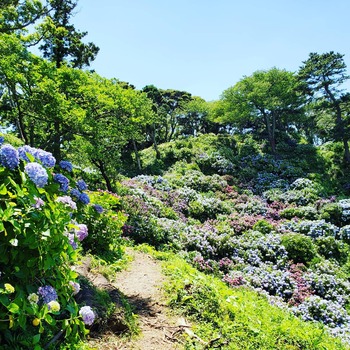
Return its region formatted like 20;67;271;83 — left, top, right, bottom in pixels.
93;158;113;192
263;111;276;155
324;85;350;163
52;119;61;162
132;139;141;171
152;124;161;159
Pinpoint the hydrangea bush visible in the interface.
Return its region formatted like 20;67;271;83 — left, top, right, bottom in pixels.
0;143;96;349
117;163;350;345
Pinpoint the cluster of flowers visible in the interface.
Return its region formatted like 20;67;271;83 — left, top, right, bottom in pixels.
280;219;340;239
119;161;350;343
28;285;95;325
338;199;350;222
0;141;103;334
196;151;235;175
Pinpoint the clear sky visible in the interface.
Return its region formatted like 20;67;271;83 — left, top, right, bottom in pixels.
71;0;350;101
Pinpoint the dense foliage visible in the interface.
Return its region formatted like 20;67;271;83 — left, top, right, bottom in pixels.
0;138;126;349
2;1;350;349
112;135;350;346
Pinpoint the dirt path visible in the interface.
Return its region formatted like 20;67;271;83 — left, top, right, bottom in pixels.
86;248;185;350
113;249;183;350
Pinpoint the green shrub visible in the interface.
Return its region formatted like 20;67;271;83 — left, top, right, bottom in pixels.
79;191;127;256
0;143;94;348
281;206;318;220
315;236;348;263
320;202;342;226
281;233;318;264
252;219;275;234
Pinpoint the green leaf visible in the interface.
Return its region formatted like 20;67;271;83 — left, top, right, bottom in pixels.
0;184;7;195
18;312;26;329
8;302;20;314
2;207;13;221
32;334;41;345
45;314;56;325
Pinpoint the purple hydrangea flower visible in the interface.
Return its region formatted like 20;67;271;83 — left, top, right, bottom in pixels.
76;179;88;191
75;224;88;241
38;285;58;304
54;173;70;192
25;162;48;188
79;306;95;325
69;281;80;295
36;150;56;168
67;232;78;249
0;144;19;170
93;204;104;214
33;197;45;209
56;196;77;210
70;188;81;199
79;192;90;205
59;160;73;172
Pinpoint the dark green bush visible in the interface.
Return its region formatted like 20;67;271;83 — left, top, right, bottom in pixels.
252;219;274;234
315;236;348;263
319;202;342;226
281;233;317;265
280;206;318;220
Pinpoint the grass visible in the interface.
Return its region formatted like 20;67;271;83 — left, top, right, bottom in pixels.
138;245;350;350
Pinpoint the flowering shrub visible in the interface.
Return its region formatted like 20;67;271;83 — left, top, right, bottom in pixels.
281;219;340;239
79;190;127;255
115;144;350;343
0;142;95;348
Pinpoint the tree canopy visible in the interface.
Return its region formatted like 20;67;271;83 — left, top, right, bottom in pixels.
298;52;350;162
219;68;304;154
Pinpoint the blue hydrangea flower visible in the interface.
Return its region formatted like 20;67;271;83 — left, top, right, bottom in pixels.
0;136;4;145
76;179;88;191
0;144;19;170
70;188;81;199
18;145;37;162
25;162;48;188
38;285;58;304
79;192;90;205
79;306;95;325
93;204;104;214
36;150;56;168
59;160;73;172
53;173;70;192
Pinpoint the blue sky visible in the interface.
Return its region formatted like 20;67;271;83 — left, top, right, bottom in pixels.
72;0;350;101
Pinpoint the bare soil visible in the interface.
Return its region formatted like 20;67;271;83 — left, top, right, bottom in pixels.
85;249;185;350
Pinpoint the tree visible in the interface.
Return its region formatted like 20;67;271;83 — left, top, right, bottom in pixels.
39;0;99;68
69;75;155;190
142;85;192;143
0;0;46;33
177;96;214;136
219;68;304;154
298;52;350;163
